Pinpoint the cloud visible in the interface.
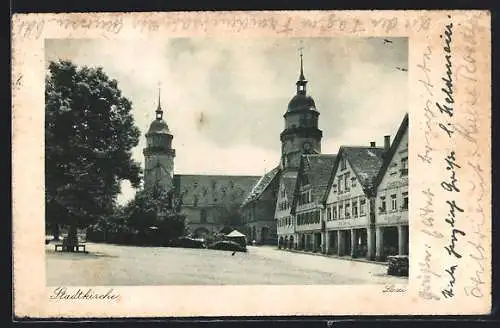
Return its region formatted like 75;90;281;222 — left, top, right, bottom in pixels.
45;37;408;204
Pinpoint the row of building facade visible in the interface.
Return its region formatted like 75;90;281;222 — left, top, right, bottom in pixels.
275;114;408;261
240;52;409;261
141;51;408;262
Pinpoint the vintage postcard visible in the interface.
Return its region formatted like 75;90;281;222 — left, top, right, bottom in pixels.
12;10;491;317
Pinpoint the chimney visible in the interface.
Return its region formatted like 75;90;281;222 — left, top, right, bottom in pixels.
370;141;376;147
384;135;391;152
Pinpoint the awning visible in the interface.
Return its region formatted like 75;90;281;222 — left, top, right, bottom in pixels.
226;230;246;237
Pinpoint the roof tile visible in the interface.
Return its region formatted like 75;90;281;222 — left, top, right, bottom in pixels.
174;174;260;207
297;154;337;206
342;147;385;191
241;166;281;206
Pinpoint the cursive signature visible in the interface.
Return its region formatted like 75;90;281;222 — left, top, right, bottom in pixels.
417;244;441;300
436;17;455;119
441;151;461;192
417;45;436;165
464;160;487;298
420;188;444;239
441;264;458;298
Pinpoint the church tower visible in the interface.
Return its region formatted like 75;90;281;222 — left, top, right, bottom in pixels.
143;87;176;191
280;49;323;170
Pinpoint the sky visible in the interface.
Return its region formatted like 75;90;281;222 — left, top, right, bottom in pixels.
45;37;408;205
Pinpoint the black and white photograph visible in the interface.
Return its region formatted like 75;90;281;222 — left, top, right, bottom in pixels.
12;10;492;318
44;37;409;286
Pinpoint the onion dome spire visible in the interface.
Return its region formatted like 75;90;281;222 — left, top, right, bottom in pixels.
287;46;317;112
147;83;171;135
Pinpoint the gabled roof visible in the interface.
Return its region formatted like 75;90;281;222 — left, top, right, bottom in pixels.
241;166;281;207
291;154;337;213
374;113;409;188
322;146;385;205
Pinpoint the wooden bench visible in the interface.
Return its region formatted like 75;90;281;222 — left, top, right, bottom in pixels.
54;244;86;253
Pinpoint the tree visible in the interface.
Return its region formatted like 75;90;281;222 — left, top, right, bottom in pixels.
123;184;187;245
45;60;142;249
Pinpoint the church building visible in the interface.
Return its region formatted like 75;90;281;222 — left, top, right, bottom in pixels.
142;49;406;253
143;91;260;238
242;50;336;246
242;49;409;257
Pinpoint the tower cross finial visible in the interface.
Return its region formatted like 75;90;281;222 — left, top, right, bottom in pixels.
298;43;306;81
156;81;163;120
157;82;162;109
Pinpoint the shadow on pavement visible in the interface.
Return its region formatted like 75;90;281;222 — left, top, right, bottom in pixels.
45;250;118;260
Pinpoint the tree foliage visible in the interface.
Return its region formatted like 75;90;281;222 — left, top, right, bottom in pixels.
45;60;142;236
123;185;187;242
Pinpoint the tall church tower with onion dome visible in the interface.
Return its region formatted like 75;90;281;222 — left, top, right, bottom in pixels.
280;49;323;171
143;87;176;191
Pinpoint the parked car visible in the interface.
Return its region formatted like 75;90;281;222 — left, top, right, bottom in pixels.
170;236;207;249
208;240;247;253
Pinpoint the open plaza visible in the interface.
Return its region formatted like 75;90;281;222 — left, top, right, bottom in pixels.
46;243;407;286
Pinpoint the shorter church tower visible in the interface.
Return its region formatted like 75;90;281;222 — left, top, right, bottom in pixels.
143;88;176;191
